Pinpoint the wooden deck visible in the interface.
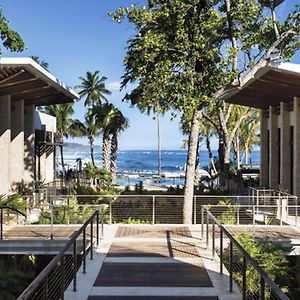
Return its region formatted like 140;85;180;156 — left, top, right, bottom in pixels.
65;225;241;300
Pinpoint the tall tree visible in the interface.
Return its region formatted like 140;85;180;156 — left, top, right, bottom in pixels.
41;104;74;175
92;103;115;171
76;71;111;107
69;109;101;166
112;1;225;223
0;8;25;54
109;107;129;183
113;0;300;223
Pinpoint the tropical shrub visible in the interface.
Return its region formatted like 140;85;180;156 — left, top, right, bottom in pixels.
0;194;28;215
84;163;112;183
224;233;289;298
217;199;237;224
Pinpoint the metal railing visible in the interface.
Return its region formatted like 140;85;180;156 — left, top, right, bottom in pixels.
201;205;290;300
0;206;27;239
17;206;104;300
38;194;299;226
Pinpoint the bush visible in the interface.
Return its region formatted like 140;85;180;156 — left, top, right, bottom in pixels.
0;194;28;215
224;233;289;298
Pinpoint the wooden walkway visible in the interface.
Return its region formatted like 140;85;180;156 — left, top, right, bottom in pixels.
66;225;241;300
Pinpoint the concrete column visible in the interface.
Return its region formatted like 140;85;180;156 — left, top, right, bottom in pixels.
10;100;24;189
0;95;11;195
24;105;35;184
293;97;300;197
260;110;269;187
280;102;290;192
269;106;279;189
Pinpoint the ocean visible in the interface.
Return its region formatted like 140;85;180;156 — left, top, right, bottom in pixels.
62;144;260;186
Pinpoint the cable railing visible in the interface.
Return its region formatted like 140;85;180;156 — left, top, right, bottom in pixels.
36;194;299;226
0;206;27;239
17;205;104;300
201;205;290;300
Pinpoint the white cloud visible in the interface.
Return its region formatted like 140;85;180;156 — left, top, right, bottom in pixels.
106;81;138;93
106;81;121;91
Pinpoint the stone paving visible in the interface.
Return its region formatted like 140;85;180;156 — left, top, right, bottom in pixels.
65;225;242;300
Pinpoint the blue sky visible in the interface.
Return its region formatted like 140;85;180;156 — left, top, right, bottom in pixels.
1;0;300;150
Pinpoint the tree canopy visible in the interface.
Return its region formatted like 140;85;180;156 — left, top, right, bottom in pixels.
0;8;24;54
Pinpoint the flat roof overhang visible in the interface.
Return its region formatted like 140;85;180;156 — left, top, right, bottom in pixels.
0;57;79;106
222;62;300;109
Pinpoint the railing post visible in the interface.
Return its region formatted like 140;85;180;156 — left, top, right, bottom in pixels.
90;219;93;260
152;196;155;224
260;276;265;300
242;256;246;300
220;229;223;275
296;199;298;227
201;207;204;240
101;210;104;240
96;213;99;247
73;240;77;292
280;197;283;226
229;241;233;293
43;277;48;299
109;199;112;224
206;212;209;249
67;197;70;226
0;209;3;240
61;256;65;300
83;228;86;274
252;205;255;226
193;196;196;225
212;222;215;259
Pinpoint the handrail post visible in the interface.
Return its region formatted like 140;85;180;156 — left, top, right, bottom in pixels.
296;199;298;227
220;229;223;275
0;209;3;240
193;196;196;224
61;256;65;300
96;212;99;247
152;196;155;224
242;256;246;300
229;241;233;293
73;240;77;292
90;219;93;260
101;210;104;240
83;228;86;274
206;212;209;249
43;277;48;299
212;222;215;259
201;207;204;240
260;276;265;300
109;198;112;224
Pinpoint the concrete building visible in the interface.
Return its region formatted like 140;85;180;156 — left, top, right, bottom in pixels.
223;62;300;197
0;57;78;195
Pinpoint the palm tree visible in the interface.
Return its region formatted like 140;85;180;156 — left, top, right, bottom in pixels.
41;104;74;175
69;109;100;166
109;108;129;183
92;103;115;171
76;71;111;107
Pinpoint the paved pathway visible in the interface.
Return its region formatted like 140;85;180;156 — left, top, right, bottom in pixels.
66;225;241;300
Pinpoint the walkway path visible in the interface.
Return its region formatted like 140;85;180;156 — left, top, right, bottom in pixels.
66;225;241;300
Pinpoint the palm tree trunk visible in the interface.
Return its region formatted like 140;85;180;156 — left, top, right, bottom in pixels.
183;110;201;224
157;111;161;177
102;130;110;171
110;132;118;183
89;137;95;166
60;145;66;177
